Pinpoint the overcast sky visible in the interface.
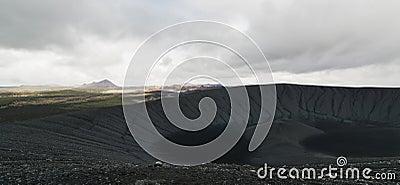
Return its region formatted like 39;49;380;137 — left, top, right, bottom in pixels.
1;0;399;86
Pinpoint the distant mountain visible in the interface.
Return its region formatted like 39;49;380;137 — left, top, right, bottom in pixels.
80;79;119;89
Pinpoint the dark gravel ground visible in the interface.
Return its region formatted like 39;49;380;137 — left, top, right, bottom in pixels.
0;160;266;184
1;159;399;184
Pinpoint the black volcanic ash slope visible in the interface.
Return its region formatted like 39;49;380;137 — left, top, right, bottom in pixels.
275;84;400;126
1;84;400;166
273;84;400;159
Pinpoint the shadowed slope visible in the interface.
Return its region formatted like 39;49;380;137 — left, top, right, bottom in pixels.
1;84;400;166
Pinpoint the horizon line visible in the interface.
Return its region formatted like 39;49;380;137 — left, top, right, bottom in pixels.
3;81;400;89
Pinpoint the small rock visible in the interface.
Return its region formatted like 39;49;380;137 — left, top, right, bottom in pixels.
135;179;160;185
154;161;163;167
161;163;171;168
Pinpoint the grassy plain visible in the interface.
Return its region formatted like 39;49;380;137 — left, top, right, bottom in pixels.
0;89;124;123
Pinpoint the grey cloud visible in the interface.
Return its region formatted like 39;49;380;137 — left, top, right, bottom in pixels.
0;0;399;86
0;0;187;50
247;0;400;73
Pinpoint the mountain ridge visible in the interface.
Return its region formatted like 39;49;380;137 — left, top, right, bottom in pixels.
80;79;119;89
